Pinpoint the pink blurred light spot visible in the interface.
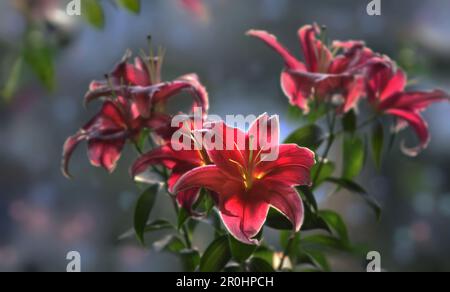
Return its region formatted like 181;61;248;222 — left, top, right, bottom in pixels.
410;221;431;243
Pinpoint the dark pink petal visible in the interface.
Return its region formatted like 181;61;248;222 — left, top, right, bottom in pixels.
176;188;201;214
61;133;85;178
257;144;315;186
379;90;449;112
340;76;365;113
385;109;430;157
111;53;150;87
380;69;407;101
87;139;125;173
82;101;127;136
203;121;248;178
131;145;203;178
329;42;375;74
219;195;270;245
256;181;304;232
178;74;210;117
145;113;176;142
281;70;311;112
247;114;279;159
246;30;305;70
366;62;402;103
332;40;366;50
173;165;243;196
152;76;209;117
298;25;332;73
83;85;126;107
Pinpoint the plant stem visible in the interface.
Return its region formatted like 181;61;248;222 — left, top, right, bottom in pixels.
278;233;296;271
170;198;193;249
134;142;192;249
278;112;338;271
313;111;337;186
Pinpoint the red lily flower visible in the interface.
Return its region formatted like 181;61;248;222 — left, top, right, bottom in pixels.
247;24;382;113
131;117;210;213
367;63;449;156
62;51;209;178
172;114;316;244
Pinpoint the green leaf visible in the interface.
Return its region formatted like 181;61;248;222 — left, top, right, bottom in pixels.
84;0;105;29
247;257;275;272
298;250;330;272
180;249;200;272
326;178;381;220
306;103;328;123
287;105;304;120
311;160;335;188
284;124;324;150
319;210;349;244
23;30;55;90
134;184;160;245
342;110;357;134
342;135;365;179
2;57;23;102
301;234;350;252
228;236;257;263
371;122;384;169
265;208;292;230
298;186;318;212
116;0;141;14
177;207;190;230
199;236;231;272
153;235;186;253
301;202;331;232
119;219;174;240
253;246;274;266
136;128;150;153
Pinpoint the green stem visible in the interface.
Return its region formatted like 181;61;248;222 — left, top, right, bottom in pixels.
134;142;192;249
278;233;296;271
171;197;193;249
313;112;337;186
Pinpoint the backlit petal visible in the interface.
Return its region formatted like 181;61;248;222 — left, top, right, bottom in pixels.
87;139;125;173
246;30;305;70
385;109;430;157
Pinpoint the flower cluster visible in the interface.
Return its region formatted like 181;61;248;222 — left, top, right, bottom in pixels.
248;24;449;156
63;47;315;245
62;49;209;177
63;25;449;269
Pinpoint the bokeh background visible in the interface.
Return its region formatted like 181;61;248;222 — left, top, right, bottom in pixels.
1;0;449;272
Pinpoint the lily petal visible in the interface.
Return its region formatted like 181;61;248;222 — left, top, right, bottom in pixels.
379;90;449;112
246;30;305;70
203;121;248;178
257;144;315;186
131;145;203;179
258;181;304;232
281;70;311;112
385;109;430;157
173;165;243;196
87;139;125;173
61;133;85;178
298;24;332;73
219;195;270;245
